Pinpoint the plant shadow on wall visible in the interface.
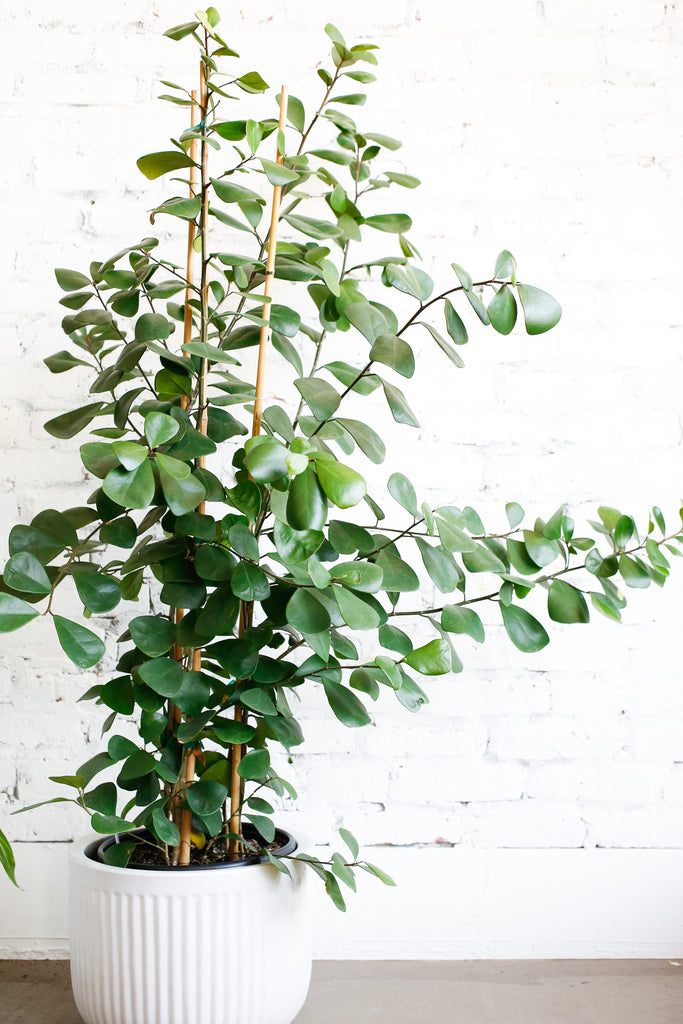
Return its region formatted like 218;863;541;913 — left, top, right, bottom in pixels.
1;9;681;898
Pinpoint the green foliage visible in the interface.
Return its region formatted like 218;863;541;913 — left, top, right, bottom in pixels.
2;10;680;907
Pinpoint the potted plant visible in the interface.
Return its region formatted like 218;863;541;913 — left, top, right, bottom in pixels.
2;8;681;1023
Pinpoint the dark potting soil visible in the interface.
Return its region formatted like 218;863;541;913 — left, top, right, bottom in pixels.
128;835;284;868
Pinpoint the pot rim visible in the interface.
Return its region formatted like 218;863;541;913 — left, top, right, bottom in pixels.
71;825;305;876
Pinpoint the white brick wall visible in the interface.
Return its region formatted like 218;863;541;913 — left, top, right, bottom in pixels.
2;0;683;956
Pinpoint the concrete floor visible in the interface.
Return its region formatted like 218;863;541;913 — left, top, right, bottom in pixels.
0;959;681;1023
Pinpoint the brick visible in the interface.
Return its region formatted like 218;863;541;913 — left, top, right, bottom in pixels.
467;800;587;848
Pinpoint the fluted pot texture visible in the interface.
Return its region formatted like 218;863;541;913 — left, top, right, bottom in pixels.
69;833;312;1024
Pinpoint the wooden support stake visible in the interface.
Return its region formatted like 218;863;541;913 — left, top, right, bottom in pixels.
251;85;288;439
228;86;288;860
177;64;209;868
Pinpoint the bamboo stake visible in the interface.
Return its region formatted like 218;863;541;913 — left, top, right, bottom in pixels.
251;86;288;438
227;86;288;859
168;90;201;846
177;64;210;868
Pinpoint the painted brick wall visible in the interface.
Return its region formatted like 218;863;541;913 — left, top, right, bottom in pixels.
2;0;683;954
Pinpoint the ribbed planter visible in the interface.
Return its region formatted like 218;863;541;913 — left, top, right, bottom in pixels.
69;830;312;1024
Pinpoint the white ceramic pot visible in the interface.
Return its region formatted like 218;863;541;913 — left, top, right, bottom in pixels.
69;830;312;1024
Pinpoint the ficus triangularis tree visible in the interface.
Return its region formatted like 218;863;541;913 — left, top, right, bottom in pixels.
1;9;680;907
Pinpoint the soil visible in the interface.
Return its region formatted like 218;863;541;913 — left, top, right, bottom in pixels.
127;834;284;867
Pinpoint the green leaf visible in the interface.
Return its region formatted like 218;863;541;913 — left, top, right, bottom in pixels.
151;809;180;846
336;418;386;464
309;148;353;165
415;539;460;594
615;514;636;549
129;616;175;657
269;304;301;339
334;586;381;630
236;71;269;94
53;615;105;668
231;561;270;601
383;171;419;188
274;521;323;565
590;592;622;623
137;657;183;698
55;268;91;292
339;827;359;860
228;522;259;562
388;472;418;516
369;335;415;378
286;469;327;532
619;554;651;589
44;349;91;373
517;283;562;335
344;302;388;343
523;530;559;568
322;679;371;727
381;379;420;428
44;402;104;439
316;459;366;508
164;20;200;40
137;151;196;180
136;313;171;343
100;676;134;716
361;861;396;886
103;460;155;510
435;519;476;553
3;553;51;595
260;159;299;185
441;605;485;642
112;441;148;471
364;213;412;234
444;300;468;345
73;571;122;613
91;814;137;835
286;589;331;633
462;544;506;574
145;411;180;447
83;783;117;815
375;550;419;592
239;689;277;715
157;462;206;515
363;132;401;150
118;750;156;783
237;748;271;781
287;94;305;132
404;638;451;675
501;604;549;653
463;288;490;325
185;781;228;816
495;250;517;279
0;593;40;632
325;871;347;911
378;623;413;656
487;285;517;335
243;438;289;483
506;502;525;529
420;322;464;368
332;561;383;593
451;263;472;290
547;581;590;624
294;377;340;420
211;178;266;207
381;263;432;301
284;214;342;240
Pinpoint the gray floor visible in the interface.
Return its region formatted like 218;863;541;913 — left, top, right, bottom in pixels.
1;959;681;1023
